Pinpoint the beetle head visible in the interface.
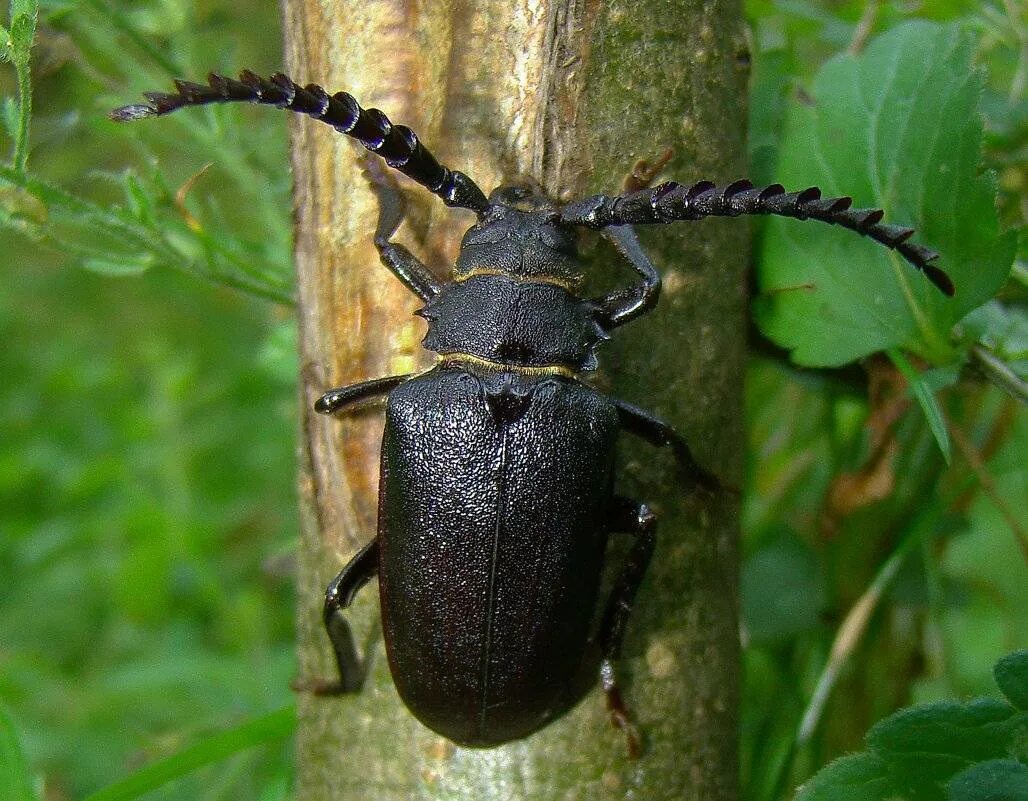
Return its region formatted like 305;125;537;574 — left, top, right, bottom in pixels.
453;184;582;287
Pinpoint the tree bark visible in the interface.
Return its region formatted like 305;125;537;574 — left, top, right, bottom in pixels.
283;2;748;799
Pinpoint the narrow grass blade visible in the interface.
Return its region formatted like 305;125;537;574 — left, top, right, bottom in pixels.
888;348;952;464
0;702;38;801
81;706;295;801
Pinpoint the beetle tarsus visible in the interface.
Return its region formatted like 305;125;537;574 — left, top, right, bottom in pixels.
602;673;643;760
593;498;658;759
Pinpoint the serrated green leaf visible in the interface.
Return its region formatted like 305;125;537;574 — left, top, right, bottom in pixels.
798;651;1028;801
755;21;1016;367
867;698;1021;764
994;651;1028;711
947;760;1028;801
0;703;37;801
794;753;894;801
888;348;951;463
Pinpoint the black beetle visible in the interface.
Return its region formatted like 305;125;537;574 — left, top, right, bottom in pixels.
112;71;952;754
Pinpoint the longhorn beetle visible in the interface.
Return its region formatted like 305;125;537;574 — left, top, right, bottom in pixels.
112;71;952;756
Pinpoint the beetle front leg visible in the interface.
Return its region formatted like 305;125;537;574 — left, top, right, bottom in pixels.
594;225;662;330
599;496;658;759
616;399;724;494
294;538;380;695
363;156;444;302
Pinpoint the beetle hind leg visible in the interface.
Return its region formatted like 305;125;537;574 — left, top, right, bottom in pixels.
598;497;658;758
293;538;379;695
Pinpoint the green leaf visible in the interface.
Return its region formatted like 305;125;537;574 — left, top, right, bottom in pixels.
755;21;1016;367
957;302;1028;377
81;707;295;801
948;760;1028;801
2;96;16;135
0;703;37;801
867;698;1021;766
0;23;10;60
995;650;1028;711
122;172;155;226
796;651;1028;801
888;348;952;463
794;753;893;801
81;254;154;276
10;0;40;18
7;7;37;66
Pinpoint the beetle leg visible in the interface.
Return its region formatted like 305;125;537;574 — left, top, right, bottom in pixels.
315;374;412;415
363;156;445;302
599;496;658;759
294;538;380;695
593;224;662;330
616;399;725;494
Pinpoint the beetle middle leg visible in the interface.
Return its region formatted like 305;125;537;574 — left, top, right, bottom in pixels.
616;399;724;494
302;374;409;694
599;496;658;758
295;539;380;695
315;373;411;415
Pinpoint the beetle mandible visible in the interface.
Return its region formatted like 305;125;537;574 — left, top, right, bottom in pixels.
112;71;953;755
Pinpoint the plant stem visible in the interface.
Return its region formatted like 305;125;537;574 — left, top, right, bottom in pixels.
971;345;1028;405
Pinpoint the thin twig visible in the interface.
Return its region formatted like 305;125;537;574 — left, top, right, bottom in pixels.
796;528;920;744
970;345;1028;405
948;418;1028;564
848;0;880;55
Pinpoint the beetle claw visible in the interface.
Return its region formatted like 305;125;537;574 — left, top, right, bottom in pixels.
605;684;643;759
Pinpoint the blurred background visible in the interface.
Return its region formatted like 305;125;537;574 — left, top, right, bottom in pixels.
0;1;1023;800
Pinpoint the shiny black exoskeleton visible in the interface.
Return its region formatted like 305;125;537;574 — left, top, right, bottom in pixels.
112;71;953;754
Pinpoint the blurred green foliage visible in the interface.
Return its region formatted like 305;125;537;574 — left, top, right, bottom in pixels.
0;1;1024;801
2;1;296;799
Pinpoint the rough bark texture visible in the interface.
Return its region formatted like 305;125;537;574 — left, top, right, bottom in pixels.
283;2;749;799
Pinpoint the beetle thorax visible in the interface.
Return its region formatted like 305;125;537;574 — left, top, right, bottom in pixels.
418;275;606;375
